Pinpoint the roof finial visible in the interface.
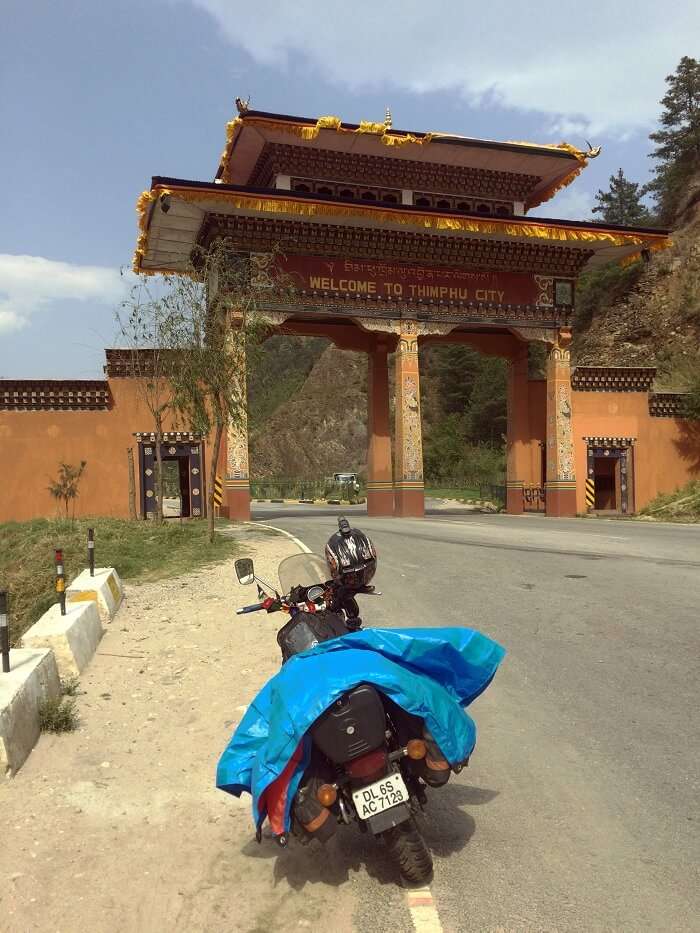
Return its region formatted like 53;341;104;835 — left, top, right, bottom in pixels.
584;139;602;158
384;107;392;129
235;95;250;115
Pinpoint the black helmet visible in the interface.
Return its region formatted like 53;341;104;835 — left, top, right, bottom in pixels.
325;518;377;589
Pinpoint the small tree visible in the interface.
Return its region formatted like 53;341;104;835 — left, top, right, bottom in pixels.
592;168;651;225
159;241;294;542
647;55;700;222
117;281;178;523
48;461;87;520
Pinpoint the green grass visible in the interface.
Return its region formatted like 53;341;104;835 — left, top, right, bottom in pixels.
38;694;79;733
38;676;82;733
639;481;700;523
0;517;239;644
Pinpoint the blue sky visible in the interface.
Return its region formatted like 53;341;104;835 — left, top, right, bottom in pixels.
1;0;697;378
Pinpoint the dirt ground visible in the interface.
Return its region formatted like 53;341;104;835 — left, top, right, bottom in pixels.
0;527;360;933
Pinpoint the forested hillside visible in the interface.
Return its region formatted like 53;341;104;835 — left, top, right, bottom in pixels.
248;339;508;484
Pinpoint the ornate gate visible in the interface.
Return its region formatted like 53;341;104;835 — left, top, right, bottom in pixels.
584;437;635;514
136;431;205;519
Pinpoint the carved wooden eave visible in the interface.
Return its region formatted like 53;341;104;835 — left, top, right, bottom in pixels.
134;431;203;443
583;436;637;447
199;212;591;276
648;392;688;417
572;366;657;392
134;180;670;277
0;380;112;411
104;348;180;377
247;141;542;201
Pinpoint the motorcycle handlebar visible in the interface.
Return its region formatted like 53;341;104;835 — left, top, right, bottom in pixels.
236;602;266;615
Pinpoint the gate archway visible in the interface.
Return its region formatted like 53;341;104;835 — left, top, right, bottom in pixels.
133;108;669;518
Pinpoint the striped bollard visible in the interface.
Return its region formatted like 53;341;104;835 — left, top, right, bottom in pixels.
55;549;66;616
88;527;95;577
0;591;9;673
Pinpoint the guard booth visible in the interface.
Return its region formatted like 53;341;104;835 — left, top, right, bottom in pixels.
133;106;671;519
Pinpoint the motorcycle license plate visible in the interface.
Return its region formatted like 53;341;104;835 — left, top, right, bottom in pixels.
352;772;409;820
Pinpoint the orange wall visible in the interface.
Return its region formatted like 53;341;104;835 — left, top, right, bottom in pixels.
571;391;699;512
0;379;217;523
521;383;699;512
2;376;698;522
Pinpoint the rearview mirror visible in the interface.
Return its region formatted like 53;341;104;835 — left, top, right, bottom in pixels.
235;558;255;585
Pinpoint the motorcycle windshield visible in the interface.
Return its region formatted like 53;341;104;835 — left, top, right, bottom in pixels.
278;553;328;594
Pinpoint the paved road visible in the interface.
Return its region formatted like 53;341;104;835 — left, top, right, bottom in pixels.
252;507;700;933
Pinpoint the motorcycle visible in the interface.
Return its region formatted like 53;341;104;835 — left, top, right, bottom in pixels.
230;522;469;884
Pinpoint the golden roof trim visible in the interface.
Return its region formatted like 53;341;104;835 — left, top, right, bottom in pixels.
133;184;671;274
216;113;596;207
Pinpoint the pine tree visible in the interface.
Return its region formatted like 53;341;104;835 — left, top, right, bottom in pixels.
647;55;700;222
429;344;481;415
592;168;650;225
464;357;507;446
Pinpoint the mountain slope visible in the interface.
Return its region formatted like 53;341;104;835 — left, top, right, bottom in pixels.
573;183;700;372
249;344;367;478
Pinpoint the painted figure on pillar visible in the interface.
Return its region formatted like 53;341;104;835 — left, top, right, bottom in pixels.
545;330;577;517
224;342;251;520
226;422;249;479
402;374;422;479
394;328;425;517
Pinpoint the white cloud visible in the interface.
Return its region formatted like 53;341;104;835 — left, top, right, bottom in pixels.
0;255;127;334
531;187;595;221
189;0;698;136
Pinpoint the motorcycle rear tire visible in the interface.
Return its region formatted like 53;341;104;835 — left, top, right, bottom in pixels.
382;817;433;884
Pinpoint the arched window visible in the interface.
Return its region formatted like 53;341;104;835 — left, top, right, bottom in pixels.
339;189;354;200
436;199;451;210
317;186;333;196
495;205;510;216
477;203;491;214
361;191;377;201
415;196;430;207
382;193;398;203
293;183;310;192
457;202;471;212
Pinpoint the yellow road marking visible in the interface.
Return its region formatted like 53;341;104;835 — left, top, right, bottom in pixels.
404;884;443;933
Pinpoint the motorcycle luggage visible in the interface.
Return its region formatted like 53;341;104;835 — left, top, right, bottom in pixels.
418;727;452;786
277;610;348;662
311;684;386;763
292;775;337;844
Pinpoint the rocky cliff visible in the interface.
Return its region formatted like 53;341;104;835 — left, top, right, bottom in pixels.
573;180;700;378
249;343;368;478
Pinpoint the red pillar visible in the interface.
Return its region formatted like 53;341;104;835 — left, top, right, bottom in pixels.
506;347;529;515
394;327;425;517
225;481;251;521
367;341;394;516
545;330;577;517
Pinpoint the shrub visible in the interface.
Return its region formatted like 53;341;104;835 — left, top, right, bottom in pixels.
39;695;79;733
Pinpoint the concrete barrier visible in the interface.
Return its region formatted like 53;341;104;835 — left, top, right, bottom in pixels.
0;648;61;776
67;567;124;622
22;602;103;678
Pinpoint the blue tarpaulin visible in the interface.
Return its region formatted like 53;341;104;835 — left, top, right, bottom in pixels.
216;627;505;834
